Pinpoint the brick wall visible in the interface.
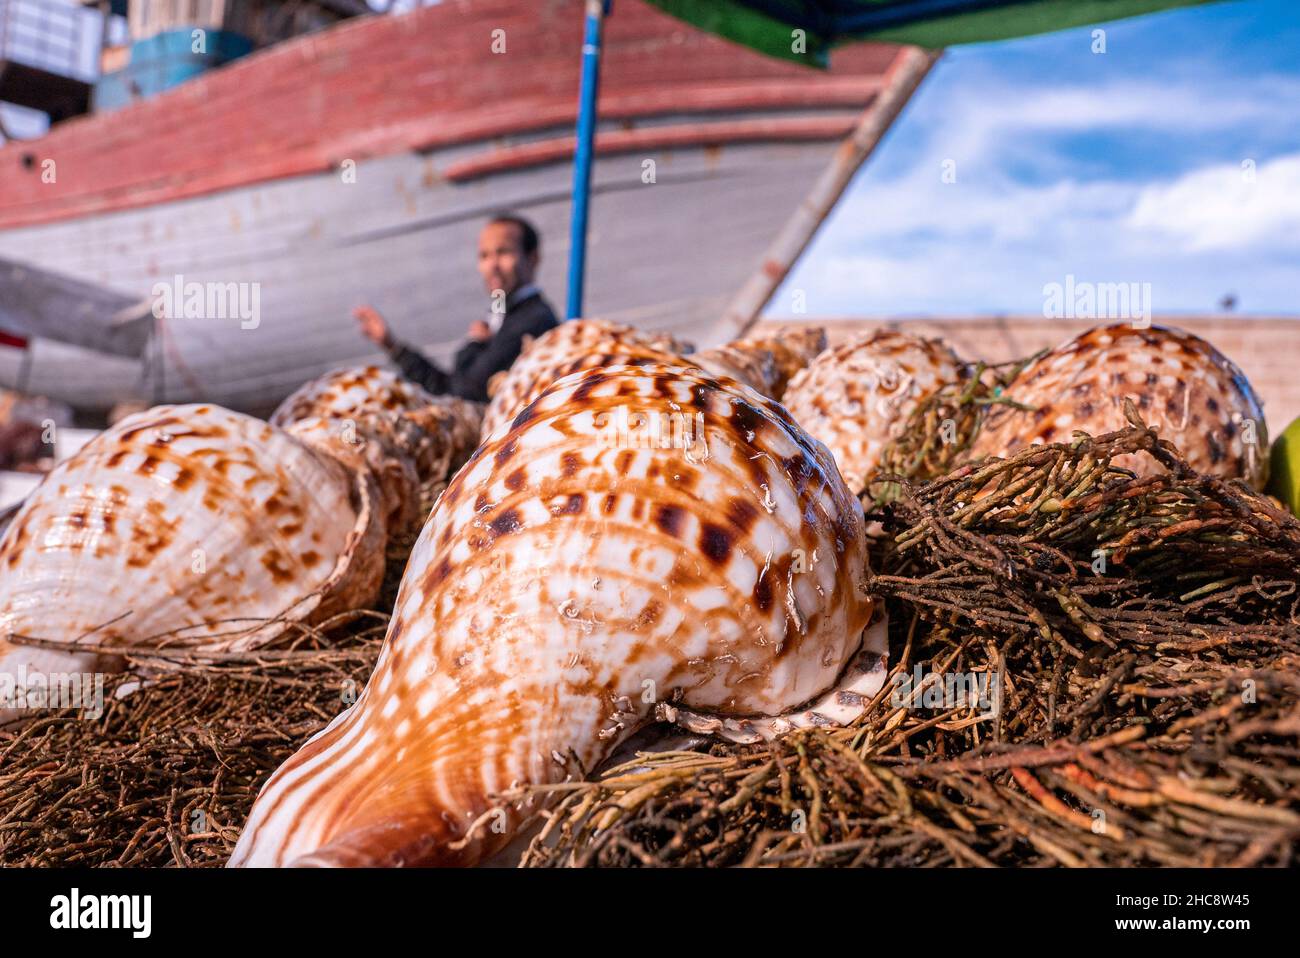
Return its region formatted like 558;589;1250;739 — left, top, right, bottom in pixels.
754;316;1300;434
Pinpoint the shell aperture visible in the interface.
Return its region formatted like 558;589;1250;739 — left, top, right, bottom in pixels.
0;404;384;722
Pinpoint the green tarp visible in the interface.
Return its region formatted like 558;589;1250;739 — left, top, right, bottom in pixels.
644;0;1230;64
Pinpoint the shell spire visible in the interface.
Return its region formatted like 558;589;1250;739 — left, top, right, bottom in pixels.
230;362;874;867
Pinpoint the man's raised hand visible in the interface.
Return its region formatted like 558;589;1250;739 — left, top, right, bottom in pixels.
354;305;393;349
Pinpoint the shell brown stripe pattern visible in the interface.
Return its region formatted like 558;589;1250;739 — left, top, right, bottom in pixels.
0;404;384;723
229;362;873;867
970;324;1269;486
478;319;689;440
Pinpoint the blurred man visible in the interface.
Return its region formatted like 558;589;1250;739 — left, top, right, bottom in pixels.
354;214;558;402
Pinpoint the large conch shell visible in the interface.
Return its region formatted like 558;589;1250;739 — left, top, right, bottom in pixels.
0;404;384;722
478;319;688;439
230;362;877;867
271;366;483;538
783;330;967;493
969;324;1268;485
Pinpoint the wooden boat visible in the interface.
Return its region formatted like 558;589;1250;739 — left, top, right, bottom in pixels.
0;0;929;413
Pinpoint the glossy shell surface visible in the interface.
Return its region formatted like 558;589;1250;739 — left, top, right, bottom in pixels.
0;404;383;664
231;362;873;866
783;330;967;492
970;324;1268;484
478;319;686;439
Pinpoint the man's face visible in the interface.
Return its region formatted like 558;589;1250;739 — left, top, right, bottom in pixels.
477;221;537;297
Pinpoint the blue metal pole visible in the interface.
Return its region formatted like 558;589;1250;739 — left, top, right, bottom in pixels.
565;0;611;320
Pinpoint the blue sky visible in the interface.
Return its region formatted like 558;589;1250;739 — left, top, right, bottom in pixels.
769;0;1300;318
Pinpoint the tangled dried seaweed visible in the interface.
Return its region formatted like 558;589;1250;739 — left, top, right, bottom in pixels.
867;355;1039;503
2;407;1298;868
0;475;439;868
0;612;386;867
510;405;1300;867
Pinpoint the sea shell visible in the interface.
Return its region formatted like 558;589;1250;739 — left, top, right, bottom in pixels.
271;365;482;476
0;404;384;720
691;343;778;394
782;330;967;492
230;362;875;866
740;325;828;398
478;319;687;439
693;326;828;399
271;366;483;537
970;324;1268;485
272;364;439;424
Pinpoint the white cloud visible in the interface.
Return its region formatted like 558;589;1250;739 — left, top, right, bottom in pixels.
1127;154;1300;252
772;68;1300;317
889;72;1300;182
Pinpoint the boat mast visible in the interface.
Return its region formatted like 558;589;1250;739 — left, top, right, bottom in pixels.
565;0;611;320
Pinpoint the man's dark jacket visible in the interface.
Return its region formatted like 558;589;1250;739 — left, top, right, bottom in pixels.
385;290;558;402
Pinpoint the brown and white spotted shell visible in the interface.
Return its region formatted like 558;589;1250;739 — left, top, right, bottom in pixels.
737;325;829;398
691;343;779;395
694;326;829;399
271;365;482;477
271;364;440;426
478;319;688;439
0;404;383;722
782;330;967;492
970;324;1268;485
230;362;874;867
271;366;483;537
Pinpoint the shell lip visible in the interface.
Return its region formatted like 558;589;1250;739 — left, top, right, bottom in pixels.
247;451;385;647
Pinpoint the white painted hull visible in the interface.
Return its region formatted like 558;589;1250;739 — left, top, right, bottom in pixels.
0;139;840;413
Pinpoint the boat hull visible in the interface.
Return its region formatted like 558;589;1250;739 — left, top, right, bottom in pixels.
0;0;913;413
0;137;851;411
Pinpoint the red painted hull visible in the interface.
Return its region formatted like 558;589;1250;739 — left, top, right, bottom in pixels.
0;2;926;413
0;0;902;232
